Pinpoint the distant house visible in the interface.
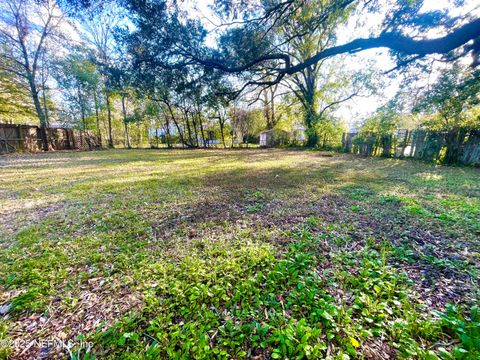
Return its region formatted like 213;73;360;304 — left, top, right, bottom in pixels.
148;124;177;139
198;131;221;146
259;129;290;147
49;121;72;129
260;124;306;147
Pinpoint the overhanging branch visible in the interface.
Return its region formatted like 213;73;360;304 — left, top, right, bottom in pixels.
199;17;480;85
285;18;480;74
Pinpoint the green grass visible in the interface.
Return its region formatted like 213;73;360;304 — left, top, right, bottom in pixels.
0;149;479;359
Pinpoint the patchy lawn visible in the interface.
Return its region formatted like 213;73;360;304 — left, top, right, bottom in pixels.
0;149;479;359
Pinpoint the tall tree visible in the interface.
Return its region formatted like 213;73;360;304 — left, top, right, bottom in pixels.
279;0;352;145
107;0;480;145
57;53;99;147
81;1;124;147
255;84;283;130
0;0;68;150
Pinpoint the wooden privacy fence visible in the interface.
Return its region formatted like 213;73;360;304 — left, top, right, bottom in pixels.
342;128;480;166
0;123;100;154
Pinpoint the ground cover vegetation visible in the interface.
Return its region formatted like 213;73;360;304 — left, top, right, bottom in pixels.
0;149;479;359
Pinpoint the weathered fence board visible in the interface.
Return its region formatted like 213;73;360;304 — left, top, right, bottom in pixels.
0;123;100;154
461;130;480;166
342;128;480;166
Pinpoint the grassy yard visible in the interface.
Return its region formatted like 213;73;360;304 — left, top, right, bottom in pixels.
0;149;479;359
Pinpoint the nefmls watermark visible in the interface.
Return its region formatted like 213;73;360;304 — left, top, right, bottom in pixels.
0;338;93;350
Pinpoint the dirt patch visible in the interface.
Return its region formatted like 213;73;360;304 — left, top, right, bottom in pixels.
360;340;396;359
6;285;143;359
0;199;66;239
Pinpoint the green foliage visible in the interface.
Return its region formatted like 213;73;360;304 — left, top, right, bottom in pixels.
0;319;11;358
94;228;478;359
414;67;480;132
360;111;398;135
0;66;36;124
315;119;346;149
435;305;480;359
57;53;101;129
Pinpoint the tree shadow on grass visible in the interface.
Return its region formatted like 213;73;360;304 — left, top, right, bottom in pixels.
148;158;479;310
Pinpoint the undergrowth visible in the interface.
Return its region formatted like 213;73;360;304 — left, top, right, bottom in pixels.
88;227;479;359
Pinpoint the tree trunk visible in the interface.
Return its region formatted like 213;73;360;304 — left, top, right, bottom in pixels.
41;89;50;128
121;94;131;149
93;91;102;148
124;122;131;149
198;113;206;148
190;112;199;147
219;114;226;149
106;91;114;148
164;101;185;146
294;66;318;148
444;128;464;164
270;88;276;128
164;111;172;148
28;76;49;151
305;112;318;147
184;110;194;147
